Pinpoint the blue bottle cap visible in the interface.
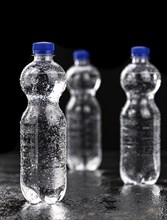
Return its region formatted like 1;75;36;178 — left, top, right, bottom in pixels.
131;46;150;57
32;42;55;55
73;50;90;60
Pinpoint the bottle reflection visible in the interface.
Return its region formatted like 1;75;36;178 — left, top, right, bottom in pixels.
21;202;69;220
119;185;164;219
68;170;102;187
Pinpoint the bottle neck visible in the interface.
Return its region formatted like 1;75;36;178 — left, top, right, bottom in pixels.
132;56;149;64
74;59;90;66
33;54;54;61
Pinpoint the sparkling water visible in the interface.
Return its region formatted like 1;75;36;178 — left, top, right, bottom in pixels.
20;42;67;204
120;46;161;185
66;50;102;171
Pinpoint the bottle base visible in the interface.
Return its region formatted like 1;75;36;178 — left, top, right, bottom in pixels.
21;183;42;204
42;186;67;205
68;156;101;171
120;171;159;185
44;195;62;205
21;182;66;205
123;179;158;185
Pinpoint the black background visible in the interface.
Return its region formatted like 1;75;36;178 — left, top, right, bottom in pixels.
1;6;167;153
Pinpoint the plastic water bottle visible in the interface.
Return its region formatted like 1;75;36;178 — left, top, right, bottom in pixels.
66;50;102;170
120;46;161;185
20;42;67;204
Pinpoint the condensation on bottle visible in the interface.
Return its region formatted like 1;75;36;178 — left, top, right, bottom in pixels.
20;42;67;204
120;46;161;185
66;50;102;171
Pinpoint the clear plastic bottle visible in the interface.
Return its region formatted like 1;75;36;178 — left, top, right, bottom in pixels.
120;46;161;185
20;42;67;204
66;50;102;171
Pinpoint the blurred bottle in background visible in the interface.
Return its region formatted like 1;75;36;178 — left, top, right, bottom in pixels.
66;50;102;170
120;46;161;185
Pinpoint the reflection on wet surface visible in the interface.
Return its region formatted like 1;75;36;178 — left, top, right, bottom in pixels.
21;203;69;220
118;185;165;219
0;152;167;219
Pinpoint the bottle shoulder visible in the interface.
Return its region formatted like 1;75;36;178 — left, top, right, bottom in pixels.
120;62;161;94
21;60;65;76
121;62;161;78
67;64;100;78
20;60;66;97
66;64;101;92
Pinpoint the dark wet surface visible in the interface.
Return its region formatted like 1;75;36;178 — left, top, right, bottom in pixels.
0;152;167;220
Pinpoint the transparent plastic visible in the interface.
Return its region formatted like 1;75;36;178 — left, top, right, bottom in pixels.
20;54;66;204
120;56;161;185
66;59;102;170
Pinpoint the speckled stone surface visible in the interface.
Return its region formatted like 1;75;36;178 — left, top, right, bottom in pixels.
0;152;167;220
